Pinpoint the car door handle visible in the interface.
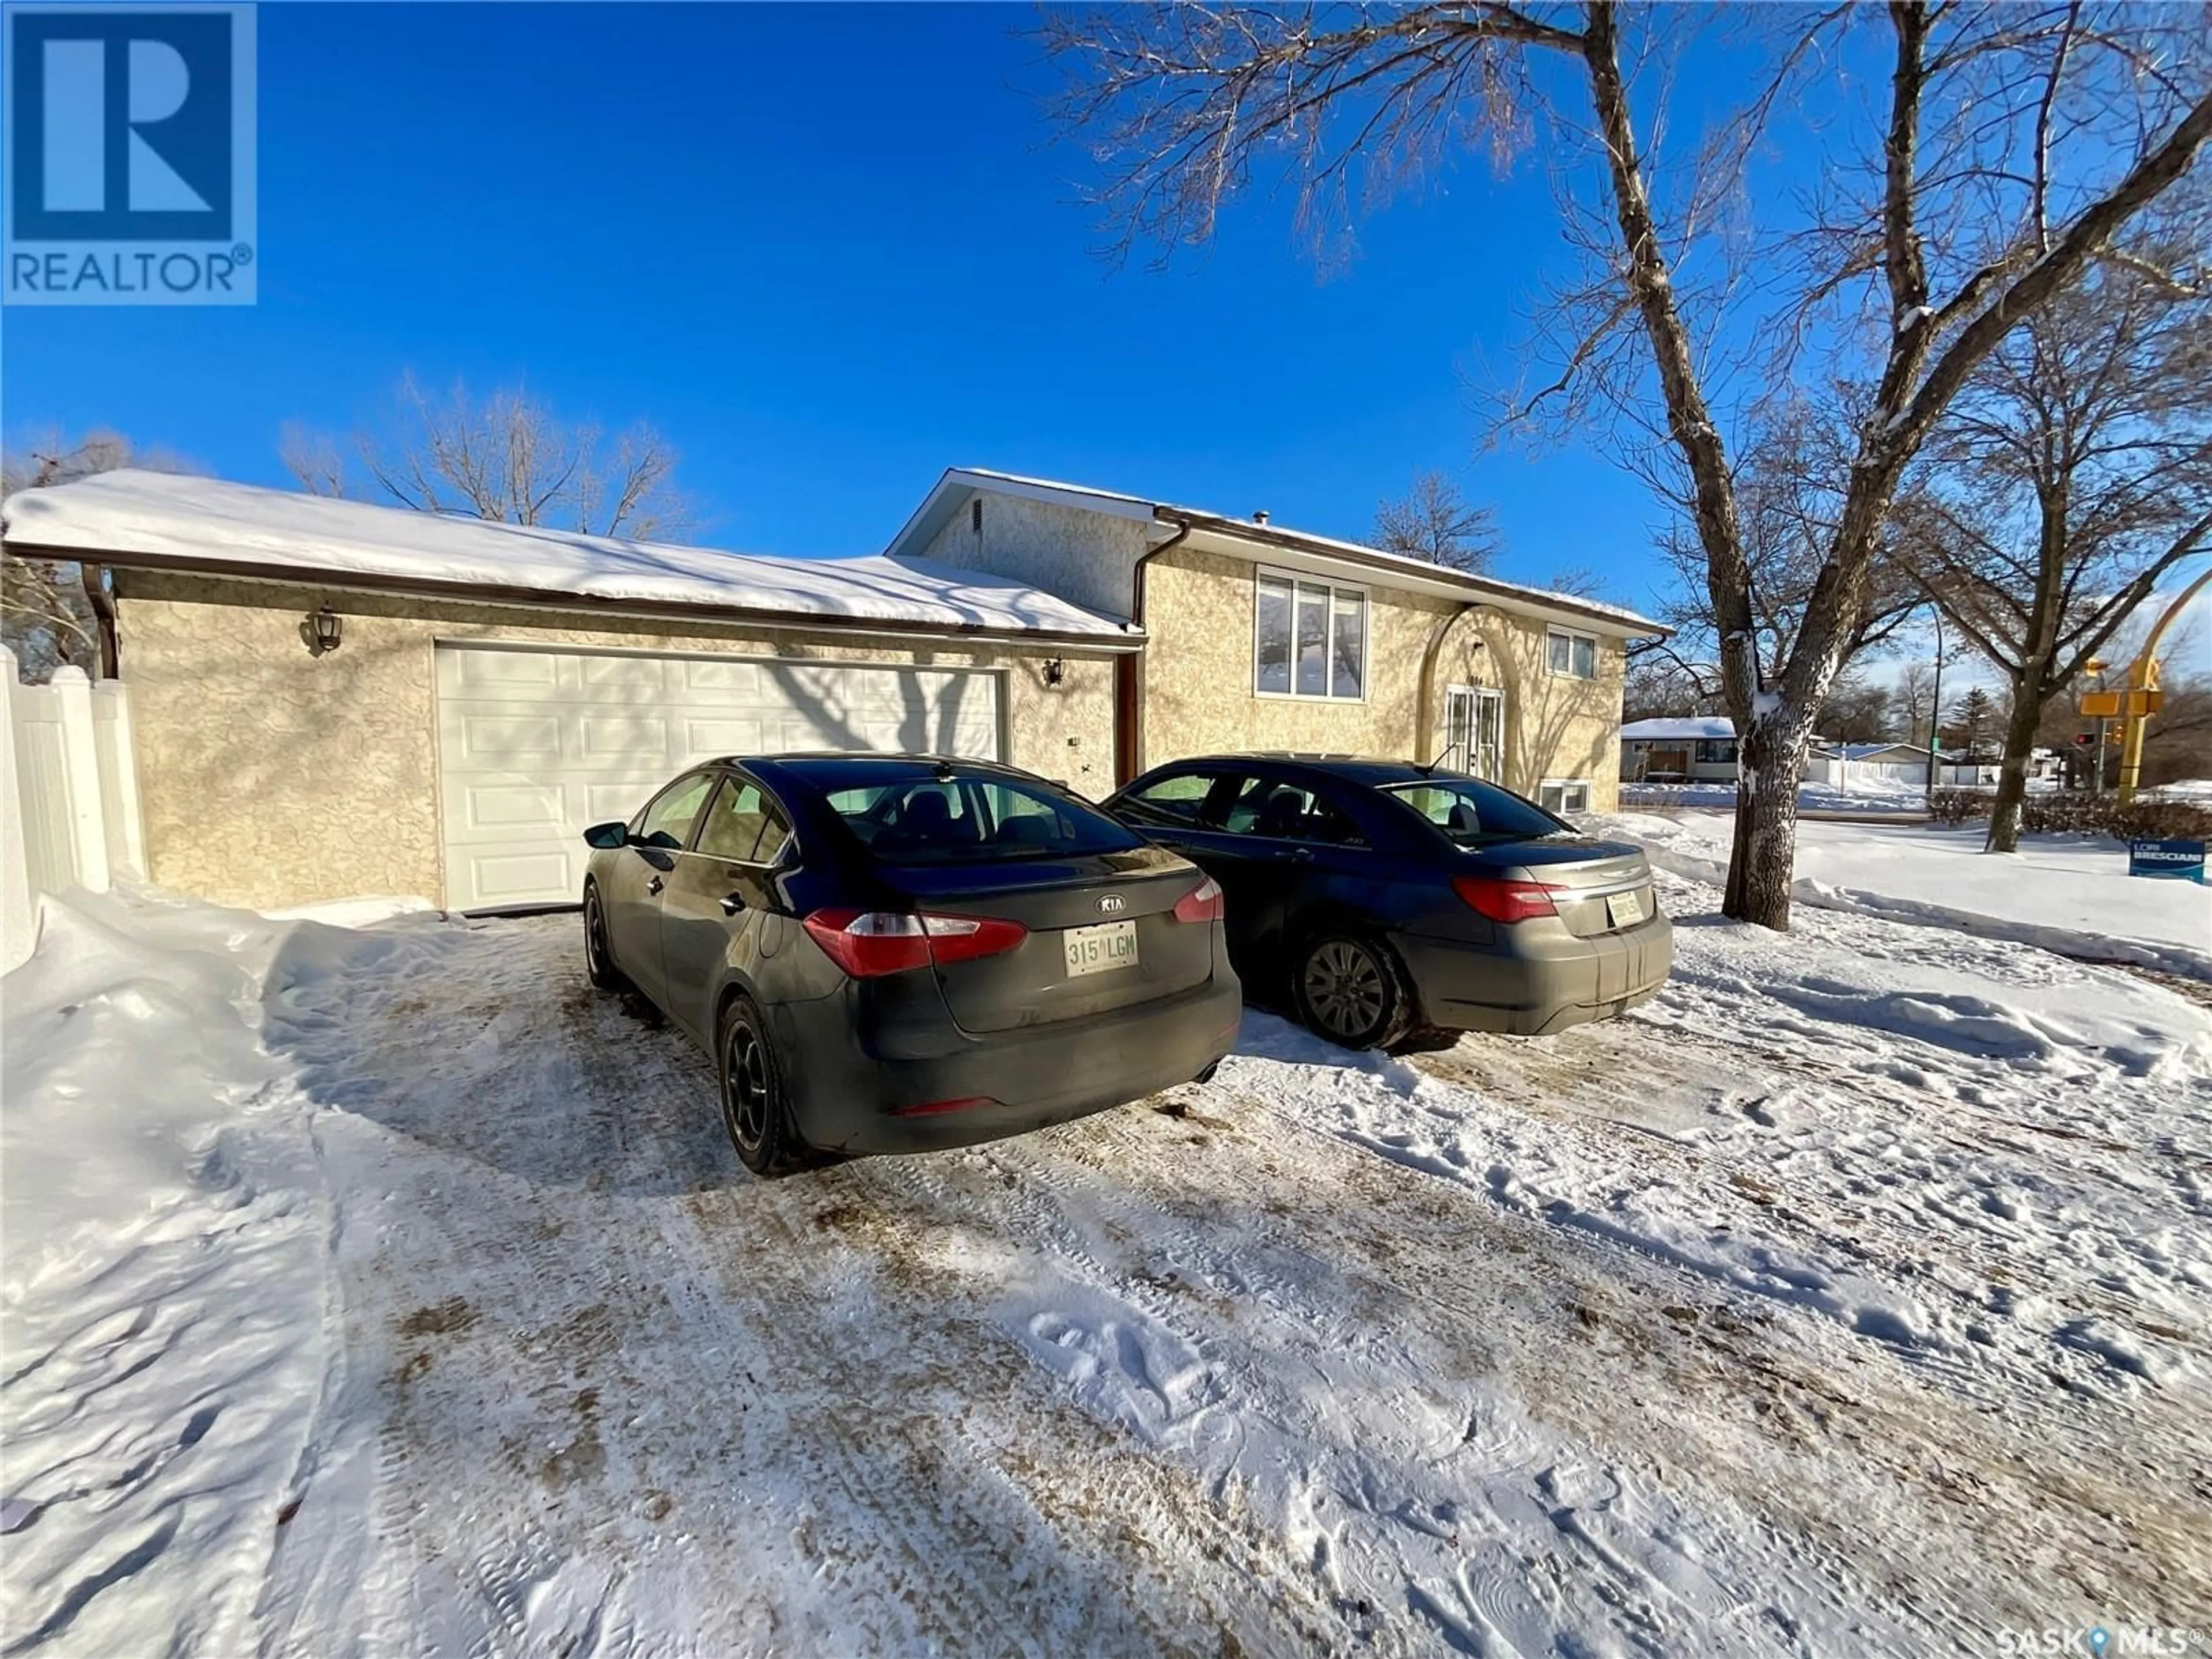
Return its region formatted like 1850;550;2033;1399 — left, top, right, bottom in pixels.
646;876;664;896
719;893;746;916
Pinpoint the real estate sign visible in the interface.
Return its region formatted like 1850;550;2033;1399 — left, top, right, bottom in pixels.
2127;839;2207;882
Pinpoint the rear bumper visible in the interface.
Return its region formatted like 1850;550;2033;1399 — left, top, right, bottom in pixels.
772;973;1244;1154
1397;910;1673;1037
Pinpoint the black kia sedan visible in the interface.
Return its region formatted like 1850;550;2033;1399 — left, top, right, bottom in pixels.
1106;756;1671;1050
581;755;1241;1175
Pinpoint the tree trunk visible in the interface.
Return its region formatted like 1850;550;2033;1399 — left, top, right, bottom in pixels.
1984;678;2046;853
1723;721;1808;928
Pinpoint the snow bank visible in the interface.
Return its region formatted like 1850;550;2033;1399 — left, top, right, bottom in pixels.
1;893;332;1657
1606;812;2212;980
1622;778;1929;815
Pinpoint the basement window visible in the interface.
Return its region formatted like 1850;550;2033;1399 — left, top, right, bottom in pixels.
1256;568;1366;700
1539;779;1593;815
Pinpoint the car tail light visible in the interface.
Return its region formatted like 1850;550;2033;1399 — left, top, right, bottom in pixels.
918;912;1029;966
802;910;1027;977
1172;876;1225;923
1452;874;1564;923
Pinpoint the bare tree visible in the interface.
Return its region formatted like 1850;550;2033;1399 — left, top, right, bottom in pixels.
1044;3;2212;926
1894;661;1939;748
1;430;195;680
1817;675;1896;745
1373;471;1501;572
285;375;696;539
1655;406;1923;688
1899;238;2212;850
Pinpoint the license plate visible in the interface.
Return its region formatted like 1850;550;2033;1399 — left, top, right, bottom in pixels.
1063;919;1138;977
1607;888;1646;929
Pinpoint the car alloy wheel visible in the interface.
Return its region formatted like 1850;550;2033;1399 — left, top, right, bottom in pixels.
723;1013;773;1156
715;995;811;1177
1304;938;1386;1040
584;888;623;991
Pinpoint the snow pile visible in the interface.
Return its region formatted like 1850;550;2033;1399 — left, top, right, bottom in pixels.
3;469;1135;639
1605;812;2212;979
1;893;332;1657
1622;777;1929;814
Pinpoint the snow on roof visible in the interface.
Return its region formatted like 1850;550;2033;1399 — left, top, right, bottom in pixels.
899;467;1670;637
3;470;1137;642
1622;716;1736;741
1820;741;1928;760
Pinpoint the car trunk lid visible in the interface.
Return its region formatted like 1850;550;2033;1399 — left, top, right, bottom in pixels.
1495;838;1656;939
884;844;1216;1034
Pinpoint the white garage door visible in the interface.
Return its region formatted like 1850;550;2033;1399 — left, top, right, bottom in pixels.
435;644;1003;910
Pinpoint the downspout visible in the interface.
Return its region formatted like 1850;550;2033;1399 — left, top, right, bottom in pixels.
1115;514;1191;786
82;562;120;679
1416;603;1482;763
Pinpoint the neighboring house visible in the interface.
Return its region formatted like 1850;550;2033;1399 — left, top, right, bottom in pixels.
4;466;1662;912
892;470;1662;820
1620;716;1739;783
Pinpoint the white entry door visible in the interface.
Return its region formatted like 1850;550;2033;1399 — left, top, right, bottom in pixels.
1443;685;1505;782
434;644;1003;910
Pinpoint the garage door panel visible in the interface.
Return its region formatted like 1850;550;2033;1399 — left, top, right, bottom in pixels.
685;717;763;754
456;714;564;762
681;660;762;696
578;715;670;760
577;655;675;699
444;649;559;692
437;644;1002;910
463;782;567;830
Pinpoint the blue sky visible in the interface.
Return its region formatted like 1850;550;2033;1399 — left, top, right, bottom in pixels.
4;3;1678;604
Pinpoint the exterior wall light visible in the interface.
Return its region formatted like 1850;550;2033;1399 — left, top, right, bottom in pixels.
303;605;343;657
1042;657;1065;687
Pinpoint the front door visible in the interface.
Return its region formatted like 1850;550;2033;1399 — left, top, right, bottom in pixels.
1444;686;1505;781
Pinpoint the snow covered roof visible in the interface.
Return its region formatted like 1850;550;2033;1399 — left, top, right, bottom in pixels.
3;470;1140;646
1621;717;1736;741
889;467;1670;638
1818;742;1928;761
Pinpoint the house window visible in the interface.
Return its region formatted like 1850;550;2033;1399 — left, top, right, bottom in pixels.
1547;628;1599;680
1539;779;1592;815
1256;569;1366;700
1694;738;1737;764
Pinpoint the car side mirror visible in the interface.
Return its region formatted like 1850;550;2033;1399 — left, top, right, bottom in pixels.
582;821;629;851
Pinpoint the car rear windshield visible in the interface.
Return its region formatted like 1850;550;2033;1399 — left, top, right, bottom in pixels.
1380;778;1568;845
821;776;1145;864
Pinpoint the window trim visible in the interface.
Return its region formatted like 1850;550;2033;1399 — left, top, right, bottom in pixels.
689;770;798;867
1253;566;1369;703
1546;627;1600;681
1539;778;1593;814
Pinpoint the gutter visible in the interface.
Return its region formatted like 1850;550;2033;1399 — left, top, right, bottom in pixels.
6;541;1146;656
1115;513;1192;786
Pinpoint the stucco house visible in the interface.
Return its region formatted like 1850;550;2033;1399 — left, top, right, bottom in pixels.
4;465;1662;912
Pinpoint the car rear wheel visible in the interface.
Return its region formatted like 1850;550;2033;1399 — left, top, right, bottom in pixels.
583;885;626;992
1294;933;1414;1051
717;994;810;1178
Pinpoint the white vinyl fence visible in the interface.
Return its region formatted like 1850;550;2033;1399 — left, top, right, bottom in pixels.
2;646;145;971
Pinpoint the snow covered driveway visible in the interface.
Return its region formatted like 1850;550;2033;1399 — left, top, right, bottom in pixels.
5;872;2210;1656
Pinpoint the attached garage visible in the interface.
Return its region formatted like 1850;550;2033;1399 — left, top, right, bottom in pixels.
4;471;1130;914
435;643;1003;908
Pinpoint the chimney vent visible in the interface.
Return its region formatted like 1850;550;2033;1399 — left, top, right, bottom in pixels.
1252;510;1270;525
